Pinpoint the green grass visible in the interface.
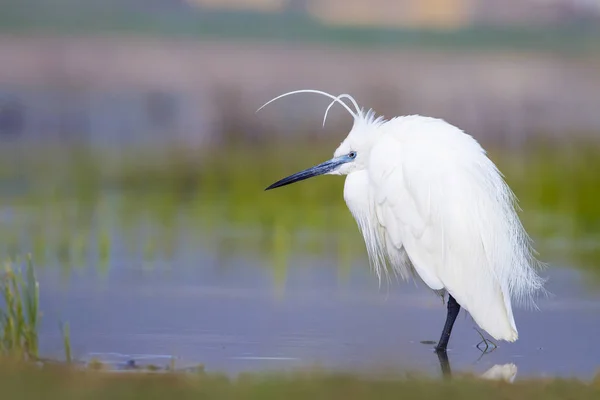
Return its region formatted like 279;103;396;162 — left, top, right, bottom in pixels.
60;322;71;364
0;255;73;364
0;255;39;360
0;360;599;400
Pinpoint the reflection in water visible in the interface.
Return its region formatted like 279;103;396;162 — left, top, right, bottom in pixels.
436;348;517;383
76;347;520;382
437;351;452;378
481;363;518;383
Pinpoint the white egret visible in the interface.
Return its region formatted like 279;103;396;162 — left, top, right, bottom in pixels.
258;90;546;352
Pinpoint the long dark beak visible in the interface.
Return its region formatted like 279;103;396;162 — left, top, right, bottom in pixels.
265;157;346;190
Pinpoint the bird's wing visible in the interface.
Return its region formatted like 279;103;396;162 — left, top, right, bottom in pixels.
368;129;519;341
368;133;445;290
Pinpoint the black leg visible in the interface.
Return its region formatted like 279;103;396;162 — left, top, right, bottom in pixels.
435;294;461;353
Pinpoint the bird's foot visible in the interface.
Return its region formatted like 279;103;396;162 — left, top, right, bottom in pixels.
474;328;497;353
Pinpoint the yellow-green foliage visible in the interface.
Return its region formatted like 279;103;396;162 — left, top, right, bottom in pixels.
0;256;39;360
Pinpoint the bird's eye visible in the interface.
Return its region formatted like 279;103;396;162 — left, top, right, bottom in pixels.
348;151;357;159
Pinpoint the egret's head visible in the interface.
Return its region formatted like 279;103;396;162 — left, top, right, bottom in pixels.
330;108;385;176
257;90;385;190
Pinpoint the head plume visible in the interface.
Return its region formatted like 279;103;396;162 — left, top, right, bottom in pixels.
257;89;363;125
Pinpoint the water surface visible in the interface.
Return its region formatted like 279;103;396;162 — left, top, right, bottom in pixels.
35;235;600;380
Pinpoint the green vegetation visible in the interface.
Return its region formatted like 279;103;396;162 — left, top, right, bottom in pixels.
0;360;599;400
60;322;71;364
0;140;598;284
0;255;74;364
0;256;39;360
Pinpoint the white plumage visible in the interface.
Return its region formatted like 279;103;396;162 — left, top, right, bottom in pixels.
260;90;546;350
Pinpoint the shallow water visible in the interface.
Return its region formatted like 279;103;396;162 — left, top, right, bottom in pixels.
34;233;600;381
1;145;599;380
